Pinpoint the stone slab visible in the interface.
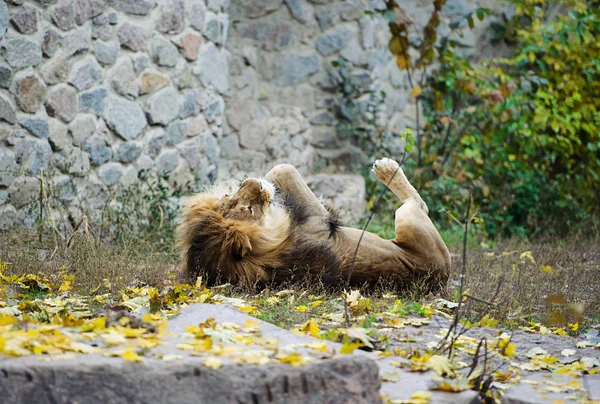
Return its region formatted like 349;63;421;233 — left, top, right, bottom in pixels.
0;304;381;404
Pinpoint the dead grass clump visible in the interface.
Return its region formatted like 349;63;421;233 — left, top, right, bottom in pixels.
447;236;600;326
0;229;178;294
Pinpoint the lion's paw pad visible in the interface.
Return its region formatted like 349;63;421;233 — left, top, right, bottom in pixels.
372;158;401;183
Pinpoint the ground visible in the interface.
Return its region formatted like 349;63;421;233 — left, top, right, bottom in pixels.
0;226;599;403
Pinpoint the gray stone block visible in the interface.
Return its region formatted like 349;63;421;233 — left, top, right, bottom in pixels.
45;84;78;123
69;56;104;91
2;38;43;70
107;0;155;15
194;43;230;93
155;0;185;34
20;118;49;139
0;66;12;89
83;135;113;165
98;162;124;186
150;35;180;67
11;3;38;34
95;40;119;65
117;22;149;51
115;141;142;162
42;29;62;57
146;87;180;125
0;1;9;37
274;52;320;86
156;148;180;176
79;88;107;116
315;27;352;56
0;94;16;124
0;149;17;187
104;95;146;140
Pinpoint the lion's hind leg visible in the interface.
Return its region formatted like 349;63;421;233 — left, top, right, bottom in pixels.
372;157;450;278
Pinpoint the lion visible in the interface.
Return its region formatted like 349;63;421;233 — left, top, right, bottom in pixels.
176;158;451;290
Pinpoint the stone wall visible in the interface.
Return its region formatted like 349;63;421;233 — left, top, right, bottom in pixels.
0;0;502;229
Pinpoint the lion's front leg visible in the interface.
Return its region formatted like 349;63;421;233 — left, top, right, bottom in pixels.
264;164;329;217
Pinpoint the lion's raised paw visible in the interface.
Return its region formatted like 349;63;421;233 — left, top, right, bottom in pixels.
372;158;402;184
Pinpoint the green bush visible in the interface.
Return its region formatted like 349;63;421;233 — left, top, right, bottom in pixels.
382;0;600;238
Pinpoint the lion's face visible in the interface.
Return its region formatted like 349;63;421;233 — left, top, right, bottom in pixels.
215;178;275;224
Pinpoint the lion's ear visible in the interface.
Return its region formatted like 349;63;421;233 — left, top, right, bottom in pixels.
226;229;252;260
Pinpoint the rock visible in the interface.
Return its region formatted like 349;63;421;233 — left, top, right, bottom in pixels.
15;137;53;175
55;146;91;176
173;64;194;90
204;94;224;122
79;87;107;116
284;0;311;23
203;11;228;44
2;37;43;70
48;119;71;151
0;1;9;37
135;153;153;172
187;114;208;137
15;74;46;114
19;118;49;139
146;87;179;125
175;33;202;61
92;19;112;40
107;0;155;15
144;128;165;157
83;134;112;165
133;53;150;74
155;0;185;34
0;66;12;89
53;175;75;201
10;3;38;34
45;84;78;123
150;35;180;67
315;27;352;55
95;40;118;65
51;1;76;31
238;0;282;18
120;165;138;188
40;57;72;85
0;94;16;124
178;138;200;168
166;120;186;145
115;141;142;162
315;7;335;31
109;57;138;98
317;66;340;90
74;0;106;25
69;56;104;91
0;205;17;229
104;95;146;140
8;177;40;208
117;22;149;51
0;149;17;187
220;134;240;159
307;174;366;221
187;0;206;31
69;114;96;146
234;21;294;51
98;162;124;186
310;111;334;125
156;148;179;176
340;0;368;21
274;52;320;86
359;16;376;50
340;40;366;66
62;26;93;56
194;42;230;93
139;71;170;94
42;29;62;57
179;90;200;118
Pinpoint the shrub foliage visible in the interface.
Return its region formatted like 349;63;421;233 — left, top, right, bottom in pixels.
382;0;599;237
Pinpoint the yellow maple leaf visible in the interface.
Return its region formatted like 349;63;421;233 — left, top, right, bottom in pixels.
567;322;578;331
412;86;422;97
295;305;308;313
380;371;401;382
203;357;223;369
277;353;310;367
428;355;455;376
340;341;363;354
299;320;321;338
121;350;144;362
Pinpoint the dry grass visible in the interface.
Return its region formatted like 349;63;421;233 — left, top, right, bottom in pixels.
1;224;598;330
